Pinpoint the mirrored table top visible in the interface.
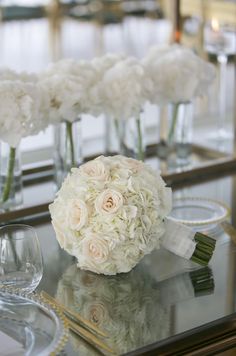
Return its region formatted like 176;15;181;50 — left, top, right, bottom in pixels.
1;162;236;354
32;171;236;355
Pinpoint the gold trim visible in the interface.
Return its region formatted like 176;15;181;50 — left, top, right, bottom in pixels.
40;291;107;338
0;288;68;355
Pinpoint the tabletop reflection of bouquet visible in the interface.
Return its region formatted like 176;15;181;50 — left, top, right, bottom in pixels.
56;263;214;355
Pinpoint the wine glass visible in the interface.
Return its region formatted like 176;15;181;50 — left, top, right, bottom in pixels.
0;224;43;293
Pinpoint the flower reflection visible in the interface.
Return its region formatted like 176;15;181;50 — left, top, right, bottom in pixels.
56;264;214;354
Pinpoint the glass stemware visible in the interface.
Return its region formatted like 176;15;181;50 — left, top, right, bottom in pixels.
0;224;43;293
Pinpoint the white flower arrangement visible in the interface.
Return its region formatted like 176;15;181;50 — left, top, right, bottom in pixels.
0;46;217;208
39;58;97;123
143;44;216;105
97;57;145;120
0;80;46;148
49;155;216;275
49;155;172;275
0;78;48;205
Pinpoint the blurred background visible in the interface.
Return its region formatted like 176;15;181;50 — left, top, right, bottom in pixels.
0;0;235;165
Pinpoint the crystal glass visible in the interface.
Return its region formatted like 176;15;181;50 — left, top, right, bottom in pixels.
0;225;43;293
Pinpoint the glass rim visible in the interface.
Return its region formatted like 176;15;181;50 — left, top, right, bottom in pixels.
0;224;38;240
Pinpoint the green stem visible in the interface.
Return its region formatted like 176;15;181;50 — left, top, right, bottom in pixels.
136;117;144;161
189;267;215;296
114;118;119;136
168;103;180;144
190;233;216;266
114;118;125;155
1;147;16;203
66;121;75;167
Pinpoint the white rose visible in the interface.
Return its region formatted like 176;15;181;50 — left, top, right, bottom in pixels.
79;158;109;181
67;199;88;231
82;235;110;264
95;189;123;214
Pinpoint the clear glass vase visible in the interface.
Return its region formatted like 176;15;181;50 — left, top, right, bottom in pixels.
122;115;146;161
157;101;193;165
0;142;23;210
54;119;83;188
105;115;146;161
105;116;124;155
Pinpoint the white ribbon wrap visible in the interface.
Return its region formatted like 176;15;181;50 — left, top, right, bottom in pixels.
161;218;196;260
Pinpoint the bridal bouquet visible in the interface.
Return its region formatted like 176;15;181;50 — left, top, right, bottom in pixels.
50;155;171;274
50;155;215;275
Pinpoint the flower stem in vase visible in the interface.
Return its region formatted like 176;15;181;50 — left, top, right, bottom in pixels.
136;117;144;161
168;102;180;144
1;147;16;203
66;121;75;167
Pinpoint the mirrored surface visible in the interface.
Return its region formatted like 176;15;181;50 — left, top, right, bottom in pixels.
0;290;68;355
32;172;236;355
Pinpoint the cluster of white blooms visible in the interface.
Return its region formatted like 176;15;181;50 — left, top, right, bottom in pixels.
39;58;97;123
95;57;145;120
143;44;216;104
56;264;170;354
49;155;172;275
0;68;49;147
0;46;215;147
0;79;47;148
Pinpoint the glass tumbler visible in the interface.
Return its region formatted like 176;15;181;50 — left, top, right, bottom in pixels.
0;224;43;293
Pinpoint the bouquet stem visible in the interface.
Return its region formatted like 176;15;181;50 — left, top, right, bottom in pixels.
190;233;216;266
136;117;144;161
1;146;16;203
66;121;75;167
189;267;215;296
168;102;180;143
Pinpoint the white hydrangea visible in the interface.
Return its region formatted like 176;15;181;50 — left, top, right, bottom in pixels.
142;44;216;104
93;57;145;120
89;53;125;116
0;80;47;147
0;68;38;83
39;59;97;123
49;155;172;275
91;53;125;76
